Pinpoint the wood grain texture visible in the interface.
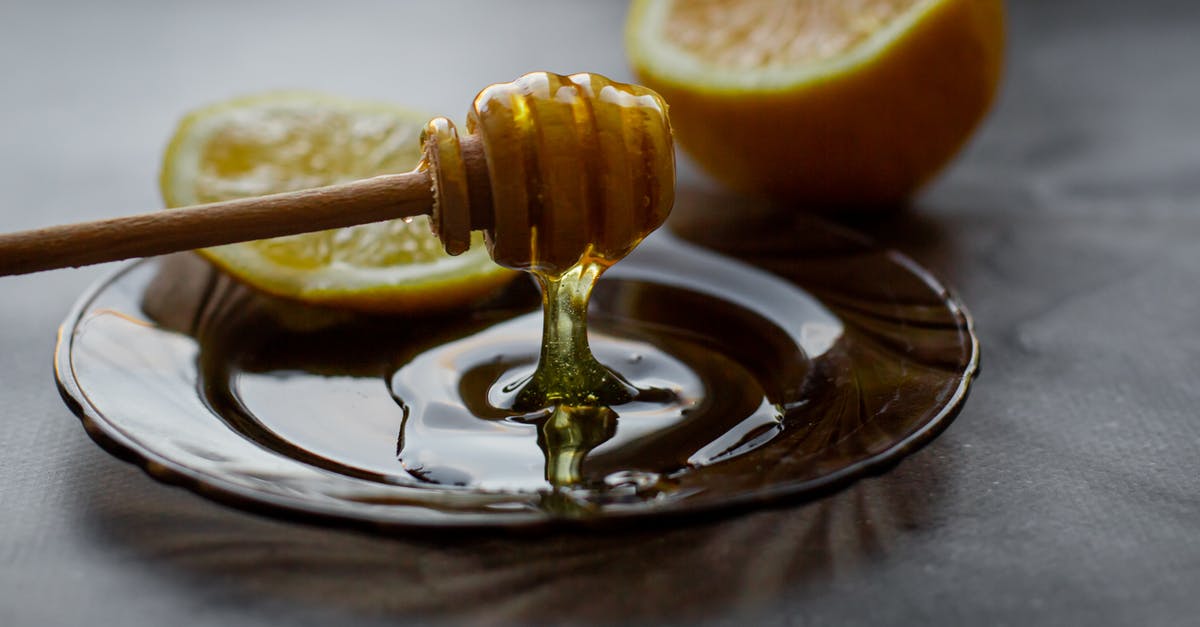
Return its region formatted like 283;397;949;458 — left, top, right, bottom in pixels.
0;171;432;276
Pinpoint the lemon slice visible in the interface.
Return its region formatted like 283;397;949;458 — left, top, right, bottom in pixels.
160;92;514;313
627;0;1005;207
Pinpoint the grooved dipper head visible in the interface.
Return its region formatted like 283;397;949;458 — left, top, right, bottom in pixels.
422;71;675;276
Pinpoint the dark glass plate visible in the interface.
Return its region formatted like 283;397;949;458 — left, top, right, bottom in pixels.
55;209;978;531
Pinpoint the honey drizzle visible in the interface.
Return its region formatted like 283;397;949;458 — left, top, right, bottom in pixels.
421;72;676;487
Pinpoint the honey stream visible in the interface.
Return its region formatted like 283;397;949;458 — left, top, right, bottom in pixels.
414;72;679;491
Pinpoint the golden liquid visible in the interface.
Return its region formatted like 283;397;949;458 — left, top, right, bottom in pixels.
418;72;678;487
216;242;797;499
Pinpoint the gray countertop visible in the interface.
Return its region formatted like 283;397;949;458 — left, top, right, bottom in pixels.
2;1;1198;625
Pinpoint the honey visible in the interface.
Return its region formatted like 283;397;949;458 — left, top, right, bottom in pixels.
411;72;677;485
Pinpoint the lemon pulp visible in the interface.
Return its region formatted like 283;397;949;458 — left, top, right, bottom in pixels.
662;0;923;71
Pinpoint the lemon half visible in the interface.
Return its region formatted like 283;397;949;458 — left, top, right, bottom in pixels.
627;0;1005;207
161;92;514;313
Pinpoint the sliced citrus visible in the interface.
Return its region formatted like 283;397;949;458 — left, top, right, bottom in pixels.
627;0;1005;207
160;91;514;313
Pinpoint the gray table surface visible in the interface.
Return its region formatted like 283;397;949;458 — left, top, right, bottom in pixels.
2;1;1198;625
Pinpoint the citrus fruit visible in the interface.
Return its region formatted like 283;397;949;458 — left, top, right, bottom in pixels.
626;0;1005;207
160;92;514;313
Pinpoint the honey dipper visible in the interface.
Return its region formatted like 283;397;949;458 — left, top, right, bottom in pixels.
0;72;674;278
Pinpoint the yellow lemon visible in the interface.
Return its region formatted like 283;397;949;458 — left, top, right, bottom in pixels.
627;0;1005;208
160;92;514;313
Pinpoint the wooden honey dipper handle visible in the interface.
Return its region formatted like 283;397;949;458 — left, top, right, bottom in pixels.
0;72;674;278
0;171;435;276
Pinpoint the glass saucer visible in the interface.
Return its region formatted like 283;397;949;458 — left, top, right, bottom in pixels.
55;210;978;530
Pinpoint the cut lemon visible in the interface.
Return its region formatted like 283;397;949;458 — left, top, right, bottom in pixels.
160;92;514;313
627;0;1005;207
